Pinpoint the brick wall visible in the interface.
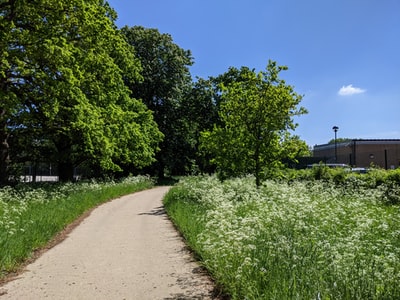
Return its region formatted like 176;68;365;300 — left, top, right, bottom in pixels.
313;139;400;169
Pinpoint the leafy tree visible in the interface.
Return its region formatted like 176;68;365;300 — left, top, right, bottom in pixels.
328;138;353;144
0;0;162;183
279;134;311;169
121;26;193;177
176;78;222;174
201;61;307;186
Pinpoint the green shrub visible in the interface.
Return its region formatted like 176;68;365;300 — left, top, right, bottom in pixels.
311;164;332;180
365;168;388;187
331;167;347;184
380;182;400;205
386;169;400;184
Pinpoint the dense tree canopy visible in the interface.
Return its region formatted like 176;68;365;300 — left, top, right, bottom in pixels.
121;26;193;176
201;61;307;186
0;1;310;184
0;0;162;183
181;78;222;173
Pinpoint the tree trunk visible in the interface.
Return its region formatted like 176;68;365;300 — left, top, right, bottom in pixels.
254;142;261;188
157;160;165;179
32;163;37;183
58;161;74;182
0;111;10;185
255;162;261;188
54;137;75;182
0;139;10;185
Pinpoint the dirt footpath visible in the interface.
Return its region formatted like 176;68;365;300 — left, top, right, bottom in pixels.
0;187;220;299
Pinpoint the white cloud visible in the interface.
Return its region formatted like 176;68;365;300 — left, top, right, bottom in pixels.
338;84;366;96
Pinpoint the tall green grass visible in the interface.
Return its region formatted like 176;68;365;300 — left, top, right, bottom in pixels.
0;176;154;278
164;175;400;299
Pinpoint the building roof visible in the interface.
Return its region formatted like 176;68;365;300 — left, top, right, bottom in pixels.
313;139;400;150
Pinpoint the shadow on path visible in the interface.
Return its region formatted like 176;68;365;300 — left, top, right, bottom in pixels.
138;205;167;216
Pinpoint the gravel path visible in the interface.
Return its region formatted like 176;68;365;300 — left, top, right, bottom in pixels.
0;187;220;299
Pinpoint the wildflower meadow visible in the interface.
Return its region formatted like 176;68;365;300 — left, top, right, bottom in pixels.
0;176;153;278
164;174;400;299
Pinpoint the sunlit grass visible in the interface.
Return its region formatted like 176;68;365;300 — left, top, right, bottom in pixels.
164;175;400;299
0;176;154;278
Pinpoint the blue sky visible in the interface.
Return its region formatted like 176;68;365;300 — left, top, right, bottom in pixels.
107;0;400;146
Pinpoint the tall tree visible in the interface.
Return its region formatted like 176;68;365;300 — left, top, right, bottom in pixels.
121;26;193;177
180;78;222;174
201;61;307;186
0;0;162;183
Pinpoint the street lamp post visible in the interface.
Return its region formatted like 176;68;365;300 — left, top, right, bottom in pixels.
332;126;339;163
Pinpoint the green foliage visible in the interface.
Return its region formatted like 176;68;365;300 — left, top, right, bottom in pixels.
380;169;400;205
0;176;154;277
165;175;400;299
279;166;400;205
182;78;222;174
385;168;400;183
163;182;206;248
0;1;162;183
2;3;314;183
284;166;400;187
280;134;311;163
380;181;400;205
327;138;354;144
200;61;307;186
121;26;194;176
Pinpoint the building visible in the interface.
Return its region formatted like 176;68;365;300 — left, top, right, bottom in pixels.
313;139;400;169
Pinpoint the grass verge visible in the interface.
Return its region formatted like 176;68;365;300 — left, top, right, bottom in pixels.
164;175;400;300
0;176;154;280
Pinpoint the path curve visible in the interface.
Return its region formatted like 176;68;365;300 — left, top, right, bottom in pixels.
0;187;219;299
